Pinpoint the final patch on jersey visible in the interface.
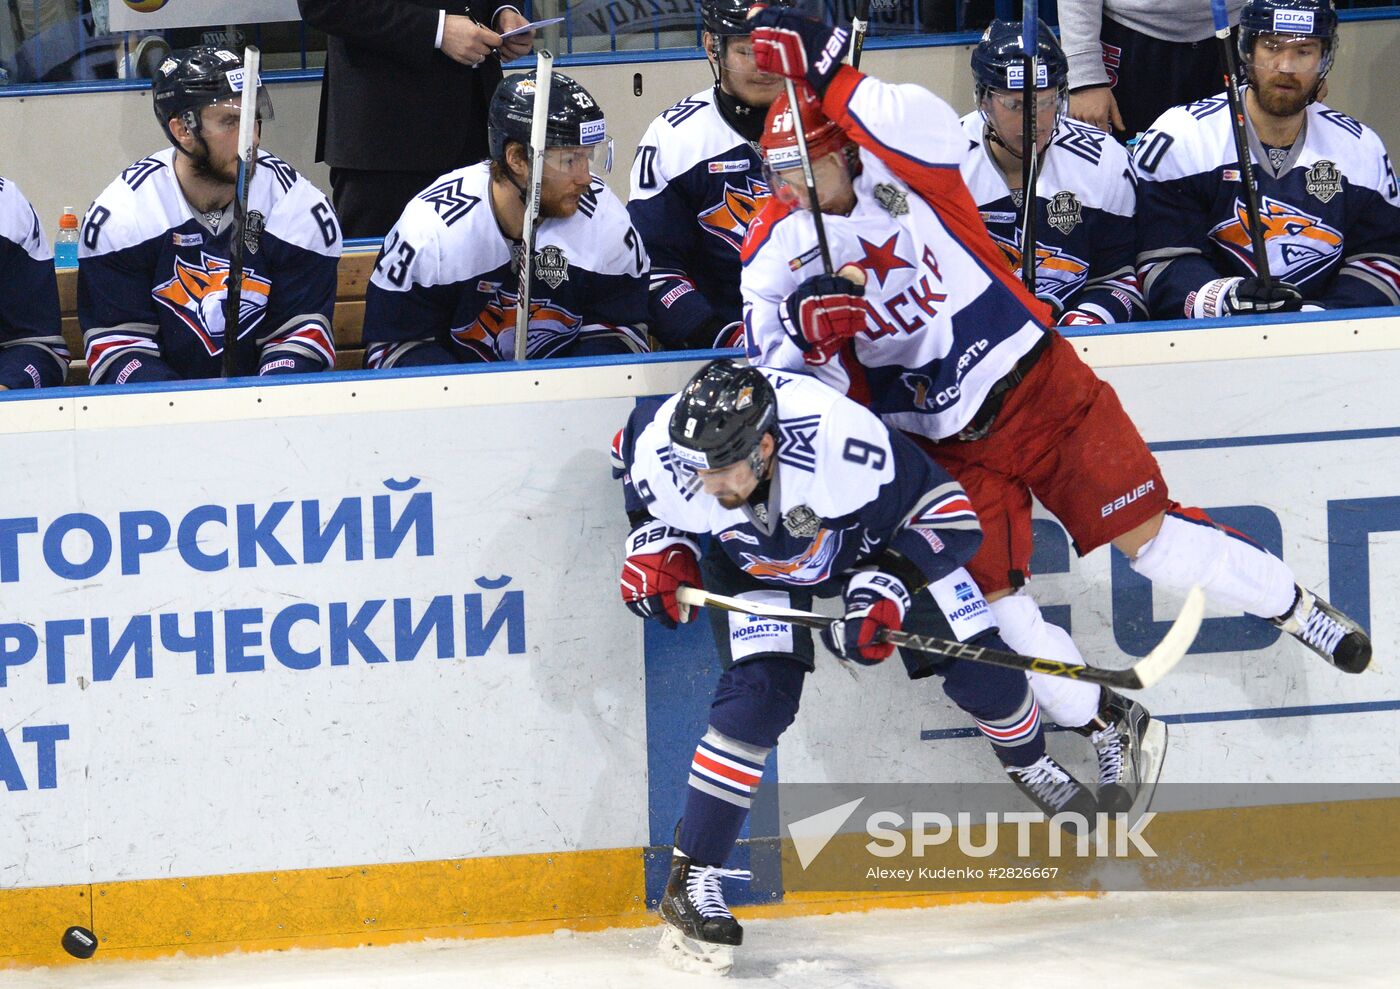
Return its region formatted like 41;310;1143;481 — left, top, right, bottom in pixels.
243;210;265;254
874;183;909;217
782;504;821;538
1306;160;1342;203
536;245;569;289
1046;191;1082;234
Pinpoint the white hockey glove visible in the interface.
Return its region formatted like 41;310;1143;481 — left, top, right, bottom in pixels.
1189;276;1303;318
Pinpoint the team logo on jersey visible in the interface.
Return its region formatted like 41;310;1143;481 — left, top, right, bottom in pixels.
739;528;845;585
988;231;1090;299
535;245;569;289
453;288;583;359
1046;191;1082;235
874;183;909;217
1210;195;1344;281
782;505;821;539
153;252;272;354
1305;160;1343;204
698;176;770;251
243;209;265;255
853;234;914;287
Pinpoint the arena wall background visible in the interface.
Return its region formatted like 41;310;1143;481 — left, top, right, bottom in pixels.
1;312;1399;967
2;18;1399;242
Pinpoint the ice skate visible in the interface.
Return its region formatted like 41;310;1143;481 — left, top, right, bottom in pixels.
1272;585;1371;674
1077;689;1168;818
657;850;751;976
1005;755;1098;833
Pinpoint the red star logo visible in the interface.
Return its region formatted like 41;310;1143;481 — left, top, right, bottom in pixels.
853;234;913;288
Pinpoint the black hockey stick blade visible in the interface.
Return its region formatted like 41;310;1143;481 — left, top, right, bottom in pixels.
675;585;1204;689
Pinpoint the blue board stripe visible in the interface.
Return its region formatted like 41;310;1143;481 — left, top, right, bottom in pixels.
920;699;1400;741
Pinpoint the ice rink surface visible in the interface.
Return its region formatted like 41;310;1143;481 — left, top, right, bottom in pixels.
4;891;1397;988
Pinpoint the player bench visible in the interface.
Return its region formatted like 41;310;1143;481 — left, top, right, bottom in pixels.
54;245;380;385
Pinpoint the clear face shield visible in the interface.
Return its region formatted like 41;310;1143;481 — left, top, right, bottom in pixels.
539;139;614;179
977;84;1067;156
762;146;808;209
192;85;275;139
1243;32;1331;77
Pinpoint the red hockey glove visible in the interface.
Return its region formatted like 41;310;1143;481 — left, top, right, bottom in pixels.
621;520;702;628
748;8;850;98
820;571;911;665
1058;308;1106;327
781;270;866;366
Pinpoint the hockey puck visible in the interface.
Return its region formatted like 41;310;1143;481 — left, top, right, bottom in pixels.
61;925;97;959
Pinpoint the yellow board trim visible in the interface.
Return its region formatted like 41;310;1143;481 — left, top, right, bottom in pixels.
4;798;1397;969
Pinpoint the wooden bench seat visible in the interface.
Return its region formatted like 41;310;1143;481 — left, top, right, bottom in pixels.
56;248;379;385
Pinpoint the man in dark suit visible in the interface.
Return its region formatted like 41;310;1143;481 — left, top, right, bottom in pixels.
299;1;535;238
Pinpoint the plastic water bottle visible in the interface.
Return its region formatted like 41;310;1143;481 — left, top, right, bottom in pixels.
54;207;79;269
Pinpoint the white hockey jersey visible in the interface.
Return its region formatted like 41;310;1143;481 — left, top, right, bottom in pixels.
0;176;66;388
363;161;651;368
742;69;1054;443
958;112;1145;323
615;367;982;590
628;86;769;348
1135;92;1400;316
79;147;341;384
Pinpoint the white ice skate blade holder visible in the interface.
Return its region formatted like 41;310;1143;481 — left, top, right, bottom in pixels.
659;924;736;977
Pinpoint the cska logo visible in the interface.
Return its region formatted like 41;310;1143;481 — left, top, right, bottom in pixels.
699;176;771;251
153;253;271;354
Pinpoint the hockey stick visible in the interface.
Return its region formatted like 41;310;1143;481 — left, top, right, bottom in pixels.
1018;2;1039;292
848;0;869;69
1212;0;1273;287
675;585;1205;690
224;45;260;378
783;77;834;275
514;49;555;362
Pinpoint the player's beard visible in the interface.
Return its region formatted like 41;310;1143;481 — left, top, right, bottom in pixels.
191;148;239;187
1252;73;1314;119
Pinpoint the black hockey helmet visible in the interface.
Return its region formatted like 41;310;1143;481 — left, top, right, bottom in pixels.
488;71;612;171
152;46;273;149
971;18;1069;95
701;0;789;38
1239;0;1338;78
669;359;778;472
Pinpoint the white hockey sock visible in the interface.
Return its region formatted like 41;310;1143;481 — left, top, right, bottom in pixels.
1130;513;1296;618
990;591;1101;729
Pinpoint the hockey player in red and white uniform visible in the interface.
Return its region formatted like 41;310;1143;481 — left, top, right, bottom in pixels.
363;71;650;367
0;175;67;389
627;0;787;350
1135;0;1400;318
80;48;341;383
959;19;1145;326
740;6;1371;808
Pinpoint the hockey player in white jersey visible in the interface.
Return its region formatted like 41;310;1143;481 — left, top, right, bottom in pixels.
627;0;787;350
0;176;67;389
615;359;1096;974
960;19;1145;326
742;6;1371;810
362;72;650;367
79;48;341;383
1135;0;1400;318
